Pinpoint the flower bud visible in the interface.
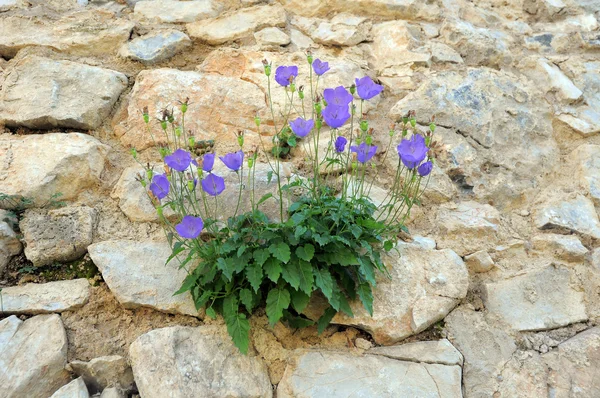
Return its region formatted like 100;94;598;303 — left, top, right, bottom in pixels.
425;136;431;146
410;118;416;128
298;90;304;100
306;51;313;65
237;134;244;148
160;120;168;131
349;84;356;95
365;135;373;145
181;103;188;114
351;103;356;115
188;136;195;148
142;107;150;124
351;161;358;170
402;129;408;137
159;147;168;159
429;122;436;133
263;60;271;76
314;102;322;114
157;206;163;218
316;119;323;129
187;180;195;191
402;116;409;125
130;148;138;159
140;180;147;188
175;126;182;137
289;83;296;93
389;129;395;137
146;169;154;180
360;120;368;132
248;157;254;168
254;115;261;127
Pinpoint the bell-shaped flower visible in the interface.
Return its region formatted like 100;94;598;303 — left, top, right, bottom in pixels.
290;117;314;138
165;149;192;172
175;215;204;239
149;174;170;200
220;150;244;171
201;173;226;196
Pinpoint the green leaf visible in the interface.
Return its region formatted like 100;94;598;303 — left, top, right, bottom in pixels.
266;287;291;327
166;242;185;265
358;257;377;285
217;257;235;281
245;262;263;293
193;289;212;311
205;306;217;319
290;289;310;313
296;244;315;262
383;240;394;251
268;242;291;264
263;257;282;283
232;251;251;274
350;224;363;239
297;260;314;295
294;225;307;239
222;293;238;322
287;135;297;147
288;201;303;213
317;306;337;334
314;268;334;301
174;273;197;296
281;262;300;290
283;310;315;329
253;249;270;266
267;170;274;184
239;288;254;313
257;193;273;206
337;292;354;317
357;283;374;316
237;243;247;258
313;233;330;246
226;313;250;355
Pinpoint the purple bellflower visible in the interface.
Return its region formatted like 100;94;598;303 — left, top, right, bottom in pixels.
350;142;378;163
201;173;226;196
418;161;433;177
355;76;384;100
290;117;314;138
220;150;244;171
323;86;353;107
202;153;215;172
312;59;330;76
321;105;351;129
149;174;170;200
275;65;298;87
175;215;204;239
397;134;428;169
335;136;347;153
165;149;193;172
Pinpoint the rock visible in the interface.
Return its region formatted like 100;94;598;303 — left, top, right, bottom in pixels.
496;351;549;398
536;58;583;103
531;234;588;262
465;250;495;273
120;30;191;64
310;13;371;46
0;11;134;58
134;0;221;23
289;28;314;49
88;240;199;317
354;337;372;350
483;266;587;331
430;41;464;64
254;27;291;46
277;351;462;397
445;306;517;397
0;133;109;210
305;243;468;344
186;4;287;45
0;0;19;11
115;68;264;150
0;279;89;314
556;111;600;137
49;377;89;398
100;388;125;398
0;216;22;274
129;325;272;398
111;165;163;222
69;355;134;394
571;145;600;206
279;0;440;20
389;68;558;207
368;339;463;366
0;314;70;398
20;206;96;267
0;56;127;130
436;201;500;256
366;21;428;74
534;194;600;240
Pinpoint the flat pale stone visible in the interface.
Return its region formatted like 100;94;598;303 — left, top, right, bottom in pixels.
88;240;199;317
279;0;440;20
120;30;191;64
0;315;70;398
0;219;21;273
483;266;588;331
534;194;600;239
49;377;89;398
368;339;463;366
134;0;221;23
254;27;291;46
465;250;495;272
277;351;462;398
100;388;125;398
531;234;588;262
0;279;89;315
69;355;134;394
0;133;109;210
571;144;600;206
129;325;272;398
0;55;127;130
311;13;371;46
537;59;583;103
430;42;463;63
557;112;600;136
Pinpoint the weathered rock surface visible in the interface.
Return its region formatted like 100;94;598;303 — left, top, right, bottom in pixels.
49;377;89;398
69;355;134;394
129;325;273;398
465;250;495;273
0;314;70;398
556;112;600;136
100;388;125;398
483;266;587;331
20;206;96;267
254;27;291;46
571;145;600;206
88;240;199;317
279;0;440;20
531;233;588;262
0;213;21;274
120;30;191;64
309;13;372;46
111;165;163;222
277;351;462;397
368;339;463;366
534;194;600;240
186;4;287;45
0;279;89;314
0;133;109;210
134;0;221;23
0;56;127;130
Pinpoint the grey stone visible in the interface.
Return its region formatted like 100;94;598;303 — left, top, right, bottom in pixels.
572;145;600;206
49;377;89;398
0;55;127;130
254;27;291;46
536;58;583;103
0;314;70;398
0;217;21;275
69;355;134;394
100;387;125;398
311;13;371;46
531;234;589;262
20;206;96;267
129;325;272;398
0;279;89;314
534;194;600;240
134;0;221;23
120;30;191;64
368;339;464;366
430;42;463;64
556;112;600;137
465;250;495;273
483;266;587;331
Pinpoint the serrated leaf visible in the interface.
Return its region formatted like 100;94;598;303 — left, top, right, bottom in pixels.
266;287;291;327
205;306;217;319
267;170;274;184
383;240;394;251
253;249;270;266
291;213;305;225
281;262;300;290
237;243;247;258
268;242;291;264
296;244;315;262
232;251;251;274
357;283;373;316
222;293;238;322
290;289;310;313
317;306;337;334
166;242;185;265
297;260;314;295
358;257;376;285
226;313;250;354
263;257;282;283
174;273;198;296
313;233;330;246
283;310;315;328
349;224;362;239
245;262;263;293
257;193;273;206
217;257;236;281
239;288;254;313
314;268;334;301
338;292;354;317
288;201;303;213
193;290;212;311
294;225;307;239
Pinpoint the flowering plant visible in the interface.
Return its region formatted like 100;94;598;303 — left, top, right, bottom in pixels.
133;53;436;353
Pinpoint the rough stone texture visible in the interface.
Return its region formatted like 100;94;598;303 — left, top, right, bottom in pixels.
254;27;291;46
277;351;462;398
536;58;583;103
279;0;440;20
310;13;371;46
534;194;600;240
186;4;287;45
134;0;221;23
0;314;70;398
49;377;89;398
100;388;125;398
465;250;495;273
368;339;464;366
120;30;192;64
0;216;22;274
0;11;134;58
129;325;273;398
20;206;96;267
557;112;600;136
0;279;89;314
571;145;600;206
111;165;163;222
0;133;109;210
88;240;199;317
305;242;469;344
69;355;134;394
531;234;588;262
483;266;587;331
0;56;127;130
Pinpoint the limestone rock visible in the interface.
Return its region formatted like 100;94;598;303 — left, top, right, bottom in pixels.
254;27;291;46
0;279;89;314
536;58;583;103
0;56;127;130
277;351;462;397
186;4;287;45
534;194;600;240
88;240;199;317
571;145;600;206
100;388;125;398
129;325;272;398
0;314;70;398
120;30;192;64
134;0;221;23
279;0;440;20
368;339;463;366
289;29;314;49
430;41;464;64
49;377;89;398
0;216;22;274
0;133;109;210
20;206;96;267
465;250;495;273
69;355;134;394
531;234;588;262
310;13;371;46
483;266;587;331
0;0;19;11
556;112;600;137
111;165;163;222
